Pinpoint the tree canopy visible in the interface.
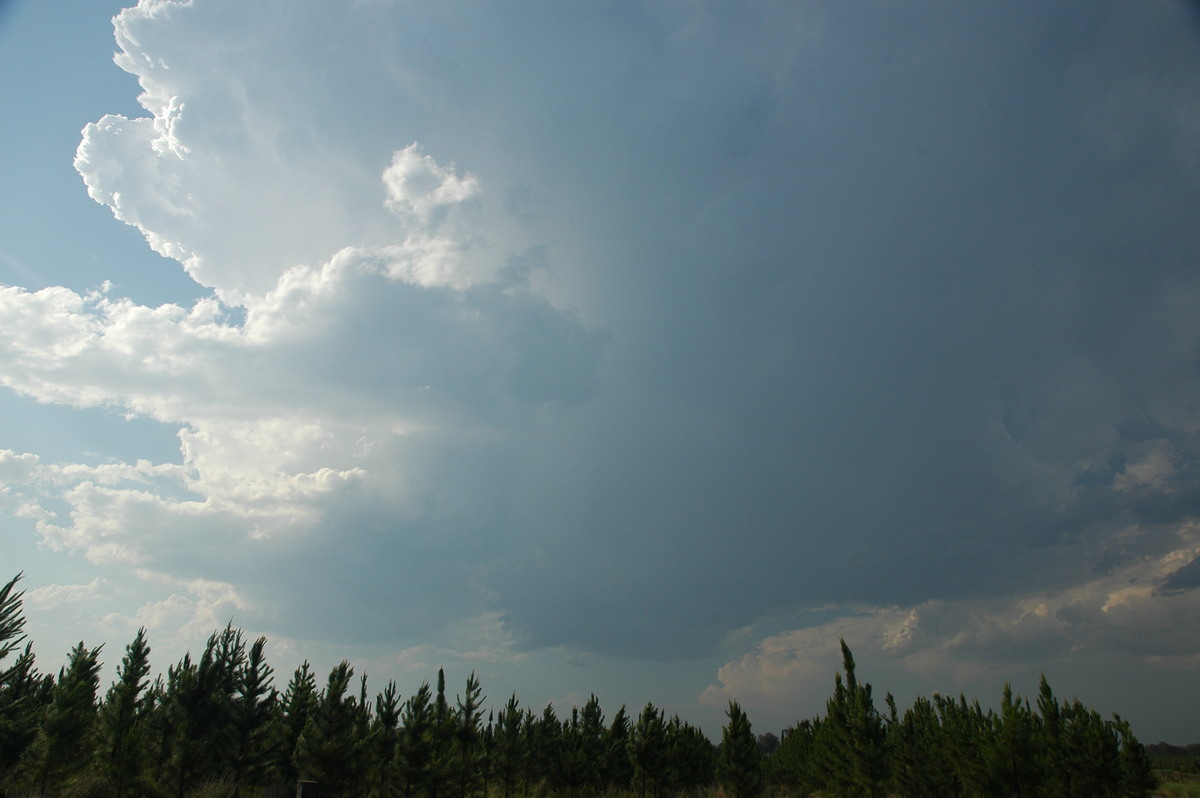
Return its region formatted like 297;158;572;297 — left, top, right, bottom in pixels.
0;575;1160;798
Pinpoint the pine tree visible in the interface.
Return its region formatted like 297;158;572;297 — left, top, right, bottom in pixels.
667;716;715;795
935;693;993;795
372;680;403;798
428;668;454;798
295;661;370;797
886;695;954;798
160;628;244;796
35;641;104;794
398;682;435;798
0;574;26;677
0;642;52;794
491;694;524;798
276;660;318;787
577;694;606;796
815;640;887;797
527;703;561;793
1112;713;1157;798
454;671;485;798
769;718;818;796
352;672;375;797
99;628;152;798
557;707;586;798
603;705;634;793
230;635;276;794
717;701;763;798
0;575;47;794
629;703;667;798
138;673;172;794
1036;674;1068;797
991;683;1039;798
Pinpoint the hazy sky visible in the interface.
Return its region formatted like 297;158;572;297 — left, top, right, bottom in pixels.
3;0;1200;742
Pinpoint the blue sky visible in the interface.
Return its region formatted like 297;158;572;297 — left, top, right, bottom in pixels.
3;0;1200;742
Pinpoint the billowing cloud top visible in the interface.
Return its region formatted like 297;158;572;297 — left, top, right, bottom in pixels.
3;0;1200;740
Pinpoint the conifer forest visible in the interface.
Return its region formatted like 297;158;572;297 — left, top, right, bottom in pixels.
0;574;1161;798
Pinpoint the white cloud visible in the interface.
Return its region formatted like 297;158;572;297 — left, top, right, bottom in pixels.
1;0;605;655
0;450;40;485
25;578;113;611
383;144;481;224
98;572;251;651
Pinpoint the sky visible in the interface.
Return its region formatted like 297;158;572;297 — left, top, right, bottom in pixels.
2;0;1200;743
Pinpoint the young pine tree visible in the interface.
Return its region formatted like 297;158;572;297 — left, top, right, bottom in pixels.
576;694;607;796
161;629;244;797
0;575;50;792
603;705;634;793
98;628;152;798
886;696;954;798
35;641;104;795
275;660;318;786
372;680;403;798
990;683;1039;798
454;671;486;798
294;661;369;798
399;682;435;798
229;635;276;795
667;716;714;795
1112;713;1158;798
769;719;818;796
629;703;668;798
491;693;525;798
0;574;26;676
717;701;763;798
815;640;887;797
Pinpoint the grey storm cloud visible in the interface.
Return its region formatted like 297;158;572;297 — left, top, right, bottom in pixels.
5;2;1200;733
450;1;1200;656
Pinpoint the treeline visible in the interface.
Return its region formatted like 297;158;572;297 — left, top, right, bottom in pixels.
766;641;1157;798
0;573;1158;798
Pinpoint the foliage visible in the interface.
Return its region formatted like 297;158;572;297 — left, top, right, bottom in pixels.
0;571;1165;798
717;701;762;798
98;627;151;798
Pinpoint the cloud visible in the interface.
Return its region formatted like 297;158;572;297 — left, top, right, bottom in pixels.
25;578;113;612
702;527;1200;727
5;2;1200;743
1;0;607;654
0;450;39;484
383;145;481;225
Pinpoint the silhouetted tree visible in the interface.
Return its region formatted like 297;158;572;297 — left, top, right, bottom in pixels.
491;694;524;798
295;661;370;797
399;682;434;798
629;703;667;798
666;715;714;795
372;680;403;798
99;628;152;798
454;671;485;798
35;641;104;795
814;640;887;797
0;642;51;794
717;701;762;798
276;660;318;786
230;635;276;794
603;705;634;793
